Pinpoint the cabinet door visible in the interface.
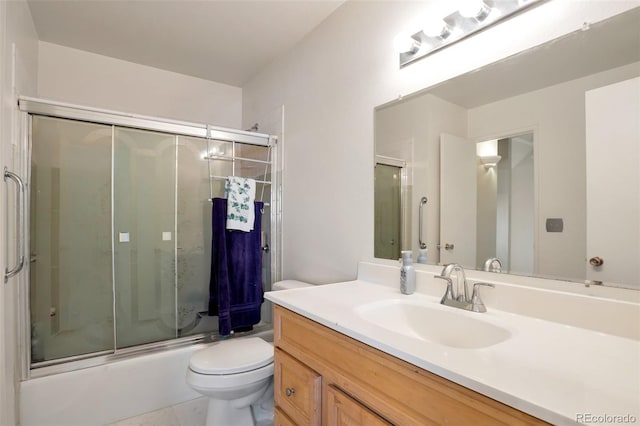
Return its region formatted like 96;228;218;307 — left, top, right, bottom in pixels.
326;385;391;426
275;407;297;426
274;348;321;425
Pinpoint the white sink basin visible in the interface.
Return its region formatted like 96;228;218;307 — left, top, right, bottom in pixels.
355;299;511;349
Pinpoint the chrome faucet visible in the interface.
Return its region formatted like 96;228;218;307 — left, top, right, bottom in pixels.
483;257;502;273
438;263;468;302
435;264;495;313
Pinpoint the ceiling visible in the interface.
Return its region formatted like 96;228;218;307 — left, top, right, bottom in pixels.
27;0;345;87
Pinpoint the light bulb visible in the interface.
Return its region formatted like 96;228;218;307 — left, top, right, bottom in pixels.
423;18;451;39
459;0;491;20
394;32;420;54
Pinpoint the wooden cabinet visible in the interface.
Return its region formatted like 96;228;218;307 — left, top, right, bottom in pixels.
274;407;297;426
273;305;548;426
326;385;391;426
274;347;321;425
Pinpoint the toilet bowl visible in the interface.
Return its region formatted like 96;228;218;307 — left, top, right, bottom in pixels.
187;280;312;426
187;337;274;426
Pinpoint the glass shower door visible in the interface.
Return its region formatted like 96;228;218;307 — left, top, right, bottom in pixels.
29;116;114;363
28;110;277;367
175;136;219;336
175;136;273;336
374;163;402;260
113;128;177;348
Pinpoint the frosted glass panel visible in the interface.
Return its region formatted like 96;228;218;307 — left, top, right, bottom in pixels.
114;128;176;348
176;137;272;335
176;136;214;336
30;116;113;362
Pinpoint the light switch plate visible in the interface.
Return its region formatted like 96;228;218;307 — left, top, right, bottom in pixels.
546;218;564;232
162;232;172;241
119;232;130;242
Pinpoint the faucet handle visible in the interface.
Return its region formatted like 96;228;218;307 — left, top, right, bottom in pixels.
470;282;495;313
434;275;455;303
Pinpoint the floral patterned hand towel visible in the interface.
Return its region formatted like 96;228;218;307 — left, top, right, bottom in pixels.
225;176;256;232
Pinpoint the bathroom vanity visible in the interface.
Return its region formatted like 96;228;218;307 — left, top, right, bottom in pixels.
272;305;545;425
265;262;640;426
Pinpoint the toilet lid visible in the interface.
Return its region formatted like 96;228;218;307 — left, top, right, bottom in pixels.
190;337;274;375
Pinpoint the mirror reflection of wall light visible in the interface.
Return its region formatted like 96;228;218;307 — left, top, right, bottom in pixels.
395;0;543;68
480;155;502;169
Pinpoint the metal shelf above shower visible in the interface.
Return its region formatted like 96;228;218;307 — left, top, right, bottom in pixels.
209;175;272;186
205;154;273;185
203;154;271;165
203;139;273;206
207;174;272;207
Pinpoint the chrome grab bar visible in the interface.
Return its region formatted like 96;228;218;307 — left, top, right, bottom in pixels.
4;167;25;283
418;196;427;249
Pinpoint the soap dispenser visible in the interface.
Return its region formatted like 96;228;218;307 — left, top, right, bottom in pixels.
400;250;416;295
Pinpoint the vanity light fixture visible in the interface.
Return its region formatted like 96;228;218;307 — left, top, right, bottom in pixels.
423;18;452;39
480;155;502;169
458;0;492;20
397;0;543;68
394;32;421;54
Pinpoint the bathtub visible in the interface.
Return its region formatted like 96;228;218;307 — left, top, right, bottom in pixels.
19;327;274;426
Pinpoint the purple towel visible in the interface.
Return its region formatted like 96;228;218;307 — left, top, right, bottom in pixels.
208;198;264;335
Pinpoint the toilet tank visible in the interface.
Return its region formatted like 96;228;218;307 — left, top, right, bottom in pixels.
271;280;313;291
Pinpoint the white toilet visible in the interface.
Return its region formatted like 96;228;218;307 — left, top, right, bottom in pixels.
186;280;312;426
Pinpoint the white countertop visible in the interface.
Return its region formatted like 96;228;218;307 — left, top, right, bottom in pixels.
265;280;640;426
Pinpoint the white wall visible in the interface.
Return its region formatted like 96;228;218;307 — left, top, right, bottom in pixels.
242;0;639;284
38;41;242;128
0;0;39;424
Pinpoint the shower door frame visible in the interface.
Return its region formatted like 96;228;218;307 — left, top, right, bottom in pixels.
17;97;282;379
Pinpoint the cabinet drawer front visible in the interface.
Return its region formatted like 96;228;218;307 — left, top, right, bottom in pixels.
327;385;391;426
275;347;321;425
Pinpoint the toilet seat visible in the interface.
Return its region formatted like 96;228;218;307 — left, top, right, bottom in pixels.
187;362;274;391
189;337;273;375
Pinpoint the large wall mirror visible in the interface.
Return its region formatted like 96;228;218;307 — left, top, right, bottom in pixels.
374;8;640;290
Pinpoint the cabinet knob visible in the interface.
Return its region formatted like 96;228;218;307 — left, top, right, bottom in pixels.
285;387;295;397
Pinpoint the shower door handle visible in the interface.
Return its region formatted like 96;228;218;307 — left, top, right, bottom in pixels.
4;167;26;283
418;196;428;249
